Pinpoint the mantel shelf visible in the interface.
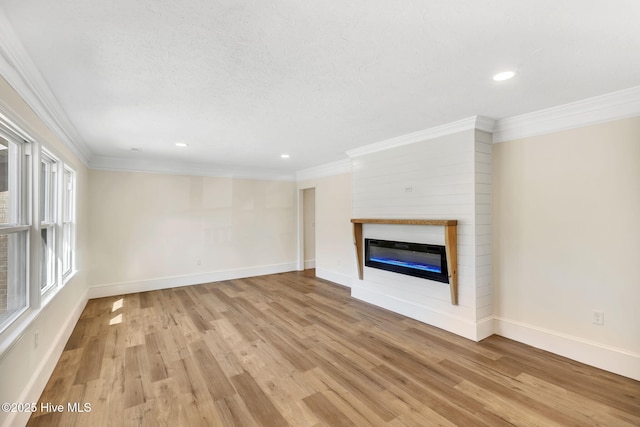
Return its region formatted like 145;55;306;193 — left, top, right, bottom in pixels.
351;218;457;226
351;218;459;305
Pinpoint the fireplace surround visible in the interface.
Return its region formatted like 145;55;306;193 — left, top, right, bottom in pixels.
351;218;458;304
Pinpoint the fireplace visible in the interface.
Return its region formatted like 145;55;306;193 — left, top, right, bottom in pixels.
365;238;449;283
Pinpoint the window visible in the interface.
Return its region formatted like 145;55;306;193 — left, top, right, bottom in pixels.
0;114;77;337
62;167;75;279
40;151;57;293
0;135;29;330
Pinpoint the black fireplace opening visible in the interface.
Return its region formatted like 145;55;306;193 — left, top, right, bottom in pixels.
365;238;449;283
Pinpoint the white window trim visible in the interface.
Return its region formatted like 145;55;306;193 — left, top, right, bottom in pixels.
0;129;31;336
62;166;76;282
39;149;58;297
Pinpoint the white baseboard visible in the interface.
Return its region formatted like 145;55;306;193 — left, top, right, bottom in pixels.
3;289;88;427
494;317;640;381
87;263;297;299
304;259;316;269
315;268;353;288
476;316;495;341
351;285;481;341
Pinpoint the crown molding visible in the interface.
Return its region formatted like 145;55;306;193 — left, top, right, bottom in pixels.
494;85;640;143
475;115;497;133
295;158;352;181
90;156;296;181
0;101;36;143
0;10;91;165
346;115;495;158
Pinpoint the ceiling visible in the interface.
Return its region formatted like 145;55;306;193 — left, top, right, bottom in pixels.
1;0;639;176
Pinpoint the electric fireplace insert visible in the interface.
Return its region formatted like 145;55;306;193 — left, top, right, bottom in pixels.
365;238;449;283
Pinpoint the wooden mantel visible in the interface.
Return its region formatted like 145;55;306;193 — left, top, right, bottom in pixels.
351;218;459;305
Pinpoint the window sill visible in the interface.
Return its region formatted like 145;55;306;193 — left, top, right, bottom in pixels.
0;307;39;361
63;269;78;286
0;270;79;361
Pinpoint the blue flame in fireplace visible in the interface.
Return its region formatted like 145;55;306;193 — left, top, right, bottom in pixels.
369;257;442;273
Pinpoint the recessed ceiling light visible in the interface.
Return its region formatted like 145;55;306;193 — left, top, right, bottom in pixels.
280;153;290;159
493;70;517;81
175;142;188;147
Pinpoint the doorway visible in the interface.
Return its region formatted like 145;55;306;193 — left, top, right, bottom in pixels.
302;188;316;275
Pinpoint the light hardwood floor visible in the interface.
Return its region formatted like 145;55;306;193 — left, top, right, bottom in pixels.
28;271;640;426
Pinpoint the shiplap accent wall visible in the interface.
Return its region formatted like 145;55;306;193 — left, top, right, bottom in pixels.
475;130;493;333
351;128;493;340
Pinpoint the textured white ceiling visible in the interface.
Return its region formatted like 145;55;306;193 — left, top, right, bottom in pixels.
1;0;640;173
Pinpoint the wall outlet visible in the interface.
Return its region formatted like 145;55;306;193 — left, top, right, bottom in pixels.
592;310;604;325
196;258;201;266
34;331;39;349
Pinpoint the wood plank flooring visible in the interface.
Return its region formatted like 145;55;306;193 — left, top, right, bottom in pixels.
28;271;640;426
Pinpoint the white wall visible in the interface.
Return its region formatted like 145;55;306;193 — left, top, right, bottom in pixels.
351;128;492;340
493;116;640;379
88;171;297;295
298;173;354;287
0;76;90;427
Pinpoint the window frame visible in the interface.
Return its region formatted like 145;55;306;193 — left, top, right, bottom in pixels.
40;150;58;295
61;166;76;281
0;130;31;334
